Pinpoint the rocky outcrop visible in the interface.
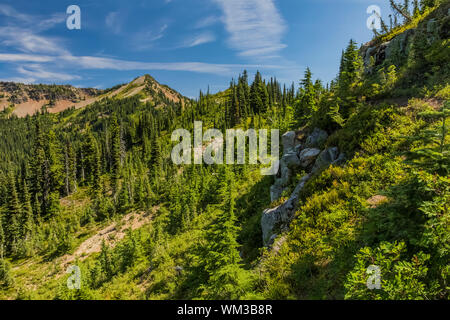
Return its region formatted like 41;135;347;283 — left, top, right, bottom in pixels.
305;128;328;148
262;173;311;246
361;3;450;71
269;129;328;202
281;131;298;153
311;147;343;174
270;132;303;201
361;28;416;71
262;128;345;246
299;148;321;167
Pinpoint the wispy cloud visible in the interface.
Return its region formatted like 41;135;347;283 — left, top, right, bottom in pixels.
0;4;31;21
0;77;36;84
0;4;64;30
105;12;122;34
17;64;80;81
194;16;220;29
0;53;53;63
131;24;168;50
214;0;287;59
60;55;281;75
180;32;216;48
0;3;288;83
0;27;69;55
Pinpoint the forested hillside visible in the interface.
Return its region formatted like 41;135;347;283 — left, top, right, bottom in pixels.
0;0;448;300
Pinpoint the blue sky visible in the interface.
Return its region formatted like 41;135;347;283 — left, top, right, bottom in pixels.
0;0;392;98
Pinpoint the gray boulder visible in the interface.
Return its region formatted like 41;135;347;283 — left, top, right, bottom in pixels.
274;165;291;187
270;184;284;203
333;152;346;166
311;147;339;173
299;148;321;167
305;128;328;148
262;174;311;246
281;152;301;169
270;151;300;202
270;164;291;202
282;131;296;154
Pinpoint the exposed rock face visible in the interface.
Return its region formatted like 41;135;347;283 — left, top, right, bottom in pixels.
299;148;321;167
282;131;297;153
262;174;311;246
361;3;450;72
311;147;339;173
305;128;328;148
282;152;301;169
270;131;302;202
361;29;416;70
262;128;346;247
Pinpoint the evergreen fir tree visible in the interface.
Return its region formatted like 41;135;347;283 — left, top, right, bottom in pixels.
6;174;21;255
110;115;122;192
21;179;35;256
0;216;4;259
295;68;317;124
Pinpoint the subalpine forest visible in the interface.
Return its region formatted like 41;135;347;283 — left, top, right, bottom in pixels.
0;0;448;300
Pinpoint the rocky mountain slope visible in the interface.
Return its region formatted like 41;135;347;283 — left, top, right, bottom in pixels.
0;74;189;117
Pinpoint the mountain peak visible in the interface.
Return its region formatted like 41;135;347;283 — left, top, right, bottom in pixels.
0;75;188;117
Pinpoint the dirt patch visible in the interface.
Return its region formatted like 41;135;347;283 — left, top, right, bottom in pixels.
366;195;389;208
59;210;155;269
123;84;146;98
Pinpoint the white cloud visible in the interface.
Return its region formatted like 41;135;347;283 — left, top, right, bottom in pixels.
194;16;220;29
0;77;36;84
0;27;69;55
105;12;122;34
0;53;53;62
59;55;280;75
0;4;64;31
0;4;289;82
214;0;287;59
180;32;216;48
17;64;80;81
0;4;30;21
131;24;168;50
36;13;65;30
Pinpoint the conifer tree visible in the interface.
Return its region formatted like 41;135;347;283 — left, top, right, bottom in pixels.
390;0;412;22
149;138;162;180
6;174;21;255
337;39;364;118
118;180;130;214
21;180;35;256
46;130;64;196
203;167;240;273
110;115;122;192
250;71;269;114
100;241;114;280
230;84;240;126
407;101;450;175
46;191;61;218
64;140;77;196
0;216;4;259
295;68;317;124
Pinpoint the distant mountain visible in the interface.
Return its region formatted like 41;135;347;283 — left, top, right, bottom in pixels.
0;74;189;117
105;74;189;108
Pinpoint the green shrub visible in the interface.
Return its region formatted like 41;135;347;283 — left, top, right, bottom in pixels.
345;241;431;300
